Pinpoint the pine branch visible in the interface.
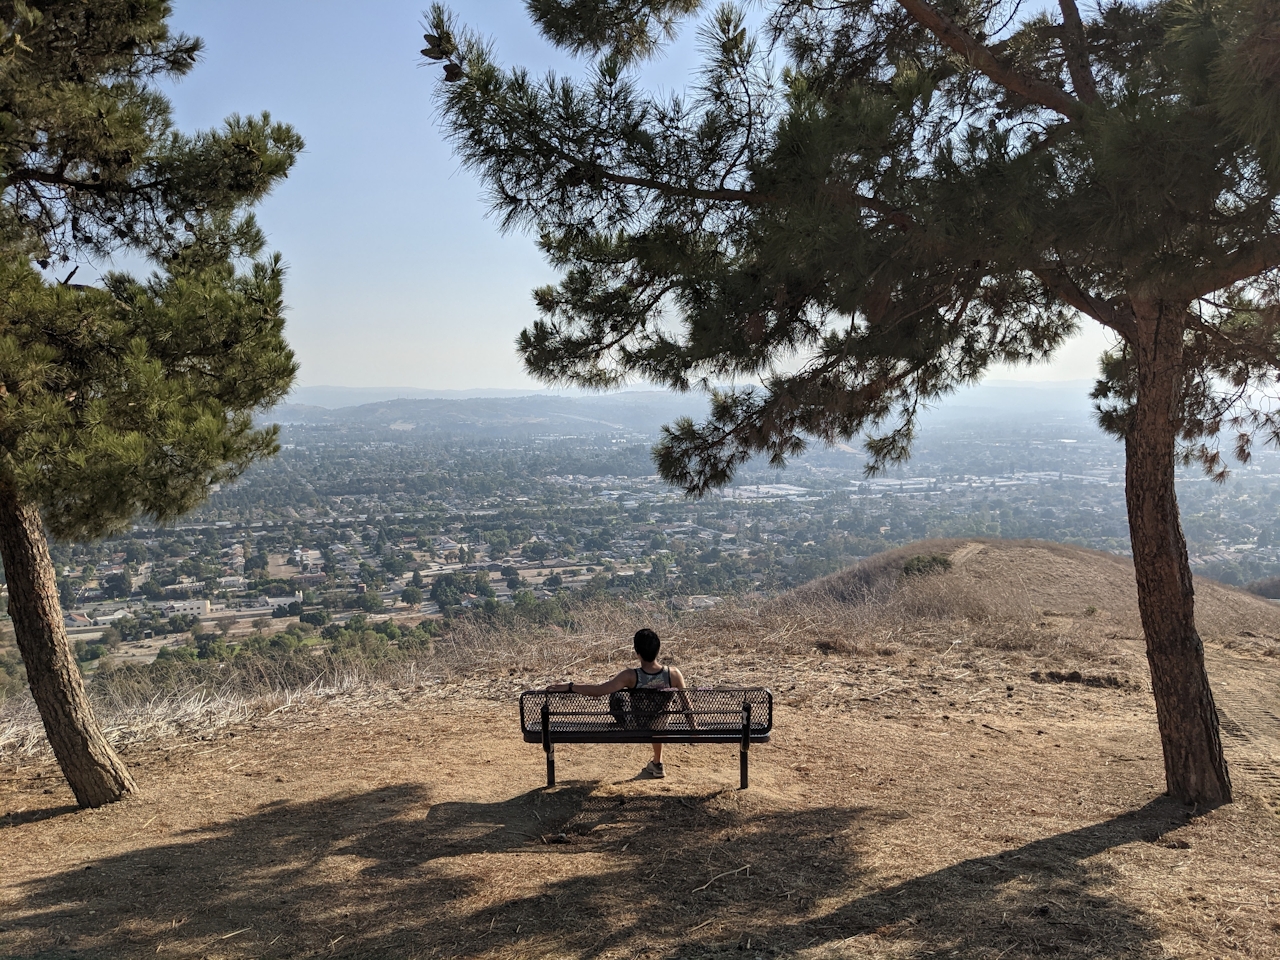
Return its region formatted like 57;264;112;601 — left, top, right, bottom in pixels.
7;167;170;202
1183;312;1280;374
1056;0;1099;104
895;0;1083;119
596;170;759;203
817;185;916;229
1031;265;1136;340
1189;235;1280;299
595;168;913;228
6;168;113;193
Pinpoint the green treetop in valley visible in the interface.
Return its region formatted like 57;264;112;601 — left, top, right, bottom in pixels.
428;0;1280;805
0;0;302;807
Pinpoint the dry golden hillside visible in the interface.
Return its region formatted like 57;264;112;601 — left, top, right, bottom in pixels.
1;539;1277;960
793;537;1280;648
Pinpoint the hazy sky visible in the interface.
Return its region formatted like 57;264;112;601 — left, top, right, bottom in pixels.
159;0;1112;392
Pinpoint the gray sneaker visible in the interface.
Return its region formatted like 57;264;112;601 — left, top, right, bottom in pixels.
643;760;665;779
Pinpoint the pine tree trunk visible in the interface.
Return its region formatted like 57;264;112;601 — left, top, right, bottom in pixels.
1124;300;1231;806
0;480;136;807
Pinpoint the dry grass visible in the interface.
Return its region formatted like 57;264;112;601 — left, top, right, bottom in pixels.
793;537;1280;647
0;538;1190;763
1;539;1278;959
4;536;1273;766
0;690;256;760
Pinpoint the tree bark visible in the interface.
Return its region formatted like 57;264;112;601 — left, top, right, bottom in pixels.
0;480;136;807
1124;299;1231;806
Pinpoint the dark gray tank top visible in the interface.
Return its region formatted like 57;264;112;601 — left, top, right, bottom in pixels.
634;666;671;689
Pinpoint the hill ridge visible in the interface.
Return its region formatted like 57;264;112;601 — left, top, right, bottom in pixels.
794;536;1280;647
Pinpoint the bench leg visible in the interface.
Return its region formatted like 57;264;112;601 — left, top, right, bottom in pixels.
740;748;748;790
541;702;555;788
740;702;752;790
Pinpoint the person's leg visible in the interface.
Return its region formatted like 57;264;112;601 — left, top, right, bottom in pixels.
644;741;665;777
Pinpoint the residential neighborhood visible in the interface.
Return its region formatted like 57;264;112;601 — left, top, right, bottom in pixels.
13;392;1280;668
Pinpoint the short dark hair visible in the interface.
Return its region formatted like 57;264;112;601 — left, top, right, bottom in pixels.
633;628;660;661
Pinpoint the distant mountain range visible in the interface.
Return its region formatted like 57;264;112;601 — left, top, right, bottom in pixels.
269;380;1101;439
271;391;709;437
286;386;544;408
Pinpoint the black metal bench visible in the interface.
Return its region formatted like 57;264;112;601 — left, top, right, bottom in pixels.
519;687;773;788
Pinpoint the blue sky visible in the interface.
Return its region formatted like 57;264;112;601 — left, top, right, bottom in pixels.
160;0;1110;392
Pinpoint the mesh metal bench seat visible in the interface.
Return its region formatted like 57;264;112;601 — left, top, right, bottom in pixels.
519;687;773;788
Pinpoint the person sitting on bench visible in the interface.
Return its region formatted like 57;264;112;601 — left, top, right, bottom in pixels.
545;628;691;779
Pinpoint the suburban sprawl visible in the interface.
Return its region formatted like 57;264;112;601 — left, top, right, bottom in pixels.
13;386;1280;682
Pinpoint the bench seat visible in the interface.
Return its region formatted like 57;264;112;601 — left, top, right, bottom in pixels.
519;687;773;787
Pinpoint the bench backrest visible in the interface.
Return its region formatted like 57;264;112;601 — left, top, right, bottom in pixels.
519;687;773;740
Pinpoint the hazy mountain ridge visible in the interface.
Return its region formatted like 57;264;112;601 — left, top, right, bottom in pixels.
268;392;710;437
286;386;545;408
269;382;1101;439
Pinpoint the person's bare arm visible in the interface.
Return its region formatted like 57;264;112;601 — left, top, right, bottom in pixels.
546;669;632;696
670;667;697;729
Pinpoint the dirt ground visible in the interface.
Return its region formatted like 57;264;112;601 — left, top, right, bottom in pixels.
2;647;1278;959
3;539;1280;959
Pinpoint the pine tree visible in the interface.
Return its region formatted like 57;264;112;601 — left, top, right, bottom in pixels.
0;1;302;806
430;0;1280;805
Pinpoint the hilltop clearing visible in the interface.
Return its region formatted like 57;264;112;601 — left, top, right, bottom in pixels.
1;539;1278;959
791;537;1280;644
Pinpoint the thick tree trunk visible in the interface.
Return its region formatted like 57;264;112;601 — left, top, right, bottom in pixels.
1124;300;1231;806
0;480;136;807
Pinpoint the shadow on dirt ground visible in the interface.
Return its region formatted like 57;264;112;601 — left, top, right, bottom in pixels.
0;804;80;828
2;782;1186;959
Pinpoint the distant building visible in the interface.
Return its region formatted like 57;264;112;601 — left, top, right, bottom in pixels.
94;608;136;624
290;547;324;577
251;592;304;608
164;599;211;616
